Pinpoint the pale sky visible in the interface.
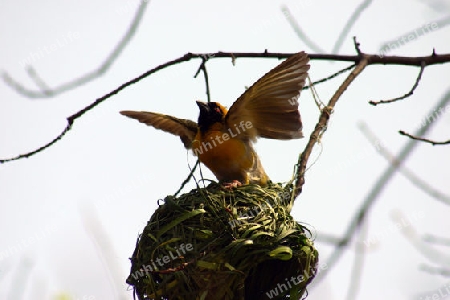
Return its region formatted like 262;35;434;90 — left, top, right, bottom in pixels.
1;0;450;299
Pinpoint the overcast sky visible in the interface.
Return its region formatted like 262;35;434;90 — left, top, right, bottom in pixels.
1;0;450;299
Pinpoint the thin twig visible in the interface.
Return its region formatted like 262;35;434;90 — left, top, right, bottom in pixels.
2;51;450;164
314;232;342;246
433;14;450;29
358;121;450;205
1;0;150;98
311;88;450;285
173;160;200;197
307;75;324;109
420;264;450;277
0;53;199;163
392;210;450;268
423;234;450;246
302;63;356;90
280;5;325;53
399;130;450;145
353;36;363;56
79;203;128;300
8;258;34;300
26;66;51;94
201;62;211;103
332;0;373;54
194;57;211;102
293;58;369;198
345;220;369;300
369;61;426;105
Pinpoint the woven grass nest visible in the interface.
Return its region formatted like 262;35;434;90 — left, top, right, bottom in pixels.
127;182;318;300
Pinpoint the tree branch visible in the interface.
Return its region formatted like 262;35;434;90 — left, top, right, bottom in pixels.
293;57;369;198
2;51;450;164
420;264;450;277
399;130;450;145
311;87;450;285
393;210;450;269
0;53;197;163
303;63;356;90
314;232;343;246
173;160;200;197
280;5;325;53
193;56;212;103
423;234;450;246
369;61;426;105
332;0;373;54
358;122;450;205
345;221;369;300
1;0;150;99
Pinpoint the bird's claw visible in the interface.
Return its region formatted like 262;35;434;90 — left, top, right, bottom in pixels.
221;180;242;190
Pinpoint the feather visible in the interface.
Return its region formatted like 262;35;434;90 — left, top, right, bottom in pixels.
120;111;198;149
225;52;309;140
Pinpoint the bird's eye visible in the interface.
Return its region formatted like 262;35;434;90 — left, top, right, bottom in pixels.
214;107;221;114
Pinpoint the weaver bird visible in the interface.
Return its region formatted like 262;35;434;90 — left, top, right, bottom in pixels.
121;51;310;187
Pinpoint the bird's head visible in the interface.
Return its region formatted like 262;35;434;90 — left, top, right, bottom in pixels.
196;101;228;133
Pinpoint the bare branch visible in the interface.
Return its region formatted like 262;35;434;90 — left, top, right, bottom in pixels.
173;160;200;197
303;63;356;90
281;0;373;55
392;210;450;268
185;50;450;66
370;61;426;105
420;264;450;277
294;58;369;198
26;66;51;94
314;232;343;246
345;221;369;300
0;53;198;163
1;0;150;99
423;234;450;246
311;87;450;285
332;0;373;53
193;57;212;103
79;203;128;299
353;36;363;56
399;130;450;145
358;122;450;205
280;5;325;53
2;51;450;164
7;258;34;300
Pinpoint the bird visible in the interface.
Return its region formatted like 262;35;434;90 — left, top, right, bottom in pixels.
120;51;310;187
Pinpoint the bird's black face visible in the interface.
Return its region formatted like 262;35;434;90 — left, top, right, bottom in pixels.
196;101;225;133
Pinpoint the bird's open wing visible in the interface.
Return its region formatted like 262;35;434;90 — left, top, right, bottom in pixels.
225;51;310;140
120;111;198;149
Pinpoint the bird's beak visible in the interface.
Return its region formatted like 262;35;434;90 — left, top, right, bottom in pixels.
196;101;209;114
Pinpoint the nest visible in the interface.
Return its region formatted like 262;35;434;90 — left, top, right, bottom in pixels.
127;182;318;300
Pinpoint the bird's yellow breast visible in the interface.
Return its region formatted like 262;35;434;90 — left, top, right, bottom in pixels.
192;124;253;182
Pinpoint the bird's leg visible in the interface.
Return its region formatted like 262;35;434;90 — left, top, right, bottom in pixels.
221;180;242;189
